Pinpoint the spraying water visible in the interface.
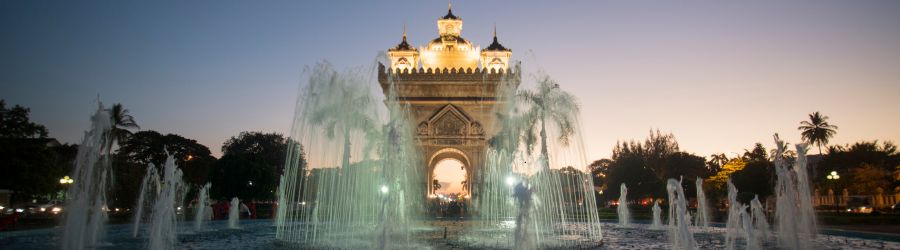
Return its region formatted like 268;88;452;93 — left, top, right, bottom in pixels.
194;183;211;231
133;164;160;237
617;183;630;226
228;197;241;229
61;104;113;250
694;178;710;228
725;179;743;250
651;200;663;229
741;205;758;250
773;134;816;249
275;62;424;248
666;178;697;250
750;195;771;242
147;155;184;250
513;181;535;250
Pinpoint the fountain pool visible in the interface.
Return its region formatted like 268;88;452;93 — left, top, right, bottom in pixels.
3;220;900;249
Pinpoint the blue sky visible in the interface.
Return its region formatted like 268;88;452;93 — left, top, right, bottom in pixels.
2;1;899;161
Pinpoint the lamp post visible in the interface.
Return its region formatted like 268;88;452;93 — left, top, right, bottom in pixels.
826;171;840;211
59;176;73;200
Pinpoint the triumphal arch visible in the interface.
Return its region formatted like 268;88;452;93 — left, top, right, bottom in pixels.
377;6;520;198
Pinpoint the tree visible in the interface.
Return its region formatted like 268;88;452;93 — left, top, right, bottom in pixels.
0;140;77;203
111;130;215;207
598;131;704;200
818;141;899;191
106;103;139;147
432;180;442;193
742;143;768;162
589;159;613;192
706;158;747;199
798;111;838;155
208;132;288;201
850;164;891;195
516;74;579;170
706;153;729;176
0;100;76;203
0;100;48;138
731;160;774;203
306;69;377;170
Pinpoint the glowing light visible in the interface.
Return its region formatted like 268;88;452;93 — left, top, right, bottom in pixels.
380;185;389;194
505;176;516;186
51;207;62;212
15;208;24;213
40;207;46;212
60;176;74;184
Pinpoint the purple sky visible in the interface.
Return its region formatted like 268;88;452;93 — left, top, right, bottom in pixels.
2;1;899;162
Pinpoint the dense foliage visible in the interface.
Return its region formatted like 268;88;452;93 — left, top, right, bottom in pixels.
208;132;289;201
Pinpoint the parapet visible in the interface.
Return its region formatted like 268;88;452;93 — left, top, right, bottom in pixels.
377;63;521;84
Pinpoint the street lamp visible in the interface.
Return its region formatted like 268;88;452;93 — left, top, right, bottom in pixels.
826;171;840;180
59;176;73;200
59;176;74;185
826;171;840;211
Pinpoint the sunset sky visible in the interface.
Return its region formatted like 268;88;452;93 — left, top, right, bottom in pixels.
2;0;899;170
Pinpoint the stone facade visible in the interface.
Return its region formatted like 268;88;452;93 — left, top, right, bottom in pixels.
378;64;520;196
380;6;519;197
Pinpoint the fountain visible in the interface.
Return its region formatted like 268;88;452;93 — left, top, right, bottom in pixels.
617;183;630;226
61;104;113;250
694;178;710;228
228;197;241;229
512;181;535;249
147;155;185;250
725;179;743;250
274;62;424;248
194;183;211;231
773;134;817;249
133;164;160;237
750;195;771;241
651;200;663;229
741;205;758;249
666;178;697;249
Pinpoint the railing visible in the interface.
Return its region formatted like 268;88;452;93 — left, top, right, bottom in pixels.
813;188;899;209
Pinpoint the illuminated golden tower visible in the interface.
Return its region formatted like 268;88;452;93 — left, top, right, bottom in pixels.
380;5;519;197
387;25;419;71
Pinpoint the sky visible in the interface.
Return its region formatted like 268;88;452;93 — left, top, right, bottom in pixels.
2;1;899;165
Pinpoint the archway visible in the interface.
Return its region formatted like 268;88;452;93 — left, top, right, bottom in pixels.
432;158;468;197
427;148;472;197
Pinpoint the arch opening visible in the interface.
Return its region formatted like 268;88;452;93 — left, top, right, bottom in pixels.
432;158;468;197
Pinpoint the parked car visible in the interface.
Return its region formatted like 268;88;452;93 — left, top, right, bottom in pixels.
845;196;873;214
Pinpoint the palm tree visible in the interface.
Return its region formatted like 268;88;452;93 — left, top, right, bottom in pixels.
106;103;139;147
432;180;442;194
706;153;729;174
308;77;376;170
798;111;838;155
517;75;579;170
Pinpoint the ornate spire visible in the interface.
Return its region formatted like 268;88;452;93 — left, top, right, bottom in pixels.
492;24;498;45
442;1;460;20
389;24;415;51
485;25;510;52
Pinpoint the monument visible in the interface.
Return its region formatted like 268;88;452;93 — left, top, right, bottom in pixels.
378;5;520;198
